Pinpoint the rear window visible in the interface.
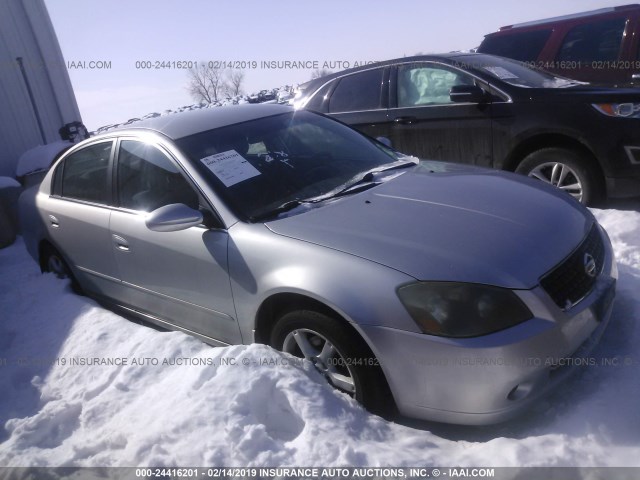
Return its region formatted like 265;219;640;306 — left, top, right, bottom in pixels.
479;29;552;62
329;69;383;113
60;142;112;204
556;17;626;62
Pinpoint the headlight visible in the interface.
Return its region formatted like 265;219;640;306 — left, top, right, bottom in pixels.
397;282;532;337
592;103;640;118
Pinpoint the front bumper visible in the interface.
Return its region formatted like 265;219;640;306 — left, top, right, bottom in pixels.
361;228;617;425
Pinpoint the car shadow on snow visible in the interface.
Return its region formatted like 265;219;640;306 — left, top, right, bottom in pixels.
602;196;640;212
395;264;640;445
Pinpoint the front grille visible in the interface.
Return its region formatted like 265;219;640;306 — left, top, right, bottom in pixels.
540;224;605;310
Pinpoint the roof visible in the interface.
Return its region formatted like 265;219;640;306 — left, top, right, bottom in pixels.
499;4;640;31
108;104;294;140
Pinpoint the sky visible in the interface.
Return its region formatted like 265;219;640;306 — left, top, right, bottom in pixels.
44;0;627;130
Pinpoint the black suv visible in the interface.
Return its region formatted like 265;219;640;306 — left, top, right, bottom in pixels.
295;53;640;205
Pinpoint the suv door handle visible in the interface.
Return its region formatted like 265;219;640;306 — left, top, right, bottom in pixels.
394;116;417;125
48;215;59;228
112;234;130;252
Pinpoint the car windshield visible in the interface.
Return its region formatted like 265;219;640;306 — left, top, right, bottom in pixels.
464;55;587;88
176;110;401;221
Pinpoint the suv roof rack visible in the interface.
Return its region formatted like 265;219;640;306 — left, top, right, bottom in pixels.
499;4;640;30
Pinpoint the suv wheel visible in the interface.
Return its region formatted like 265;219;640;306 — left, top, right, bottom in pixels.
515;148;600;205
270;309;395;418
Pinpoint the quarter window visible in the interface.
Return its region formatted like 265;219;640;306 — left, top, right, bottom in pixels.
61;142;111;203
329;69;383;113
117;140;199;212
397;65;474;107
557;18;626;62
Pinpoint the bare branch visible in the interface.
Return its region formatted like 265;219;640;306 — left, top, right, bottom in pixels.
310;68;333;80
187;64;213;104
226;70;245;97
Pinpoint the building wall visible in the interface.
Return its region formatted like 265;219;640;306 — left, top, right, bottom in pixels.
0;0;81;177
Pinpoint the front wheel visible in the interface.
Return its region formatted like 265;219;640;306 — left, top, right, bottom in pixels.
515;148;601;205
270;310;395;418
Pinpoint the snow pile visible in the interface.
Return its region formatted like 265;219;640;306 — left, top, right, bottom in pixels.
0;178;20;190
0;208;638;467
15;141;72;177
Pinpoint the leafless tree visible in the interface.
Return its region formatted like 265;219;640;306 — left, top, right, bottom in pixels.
310;68;333;80
187;63;229;103
225;70;245;97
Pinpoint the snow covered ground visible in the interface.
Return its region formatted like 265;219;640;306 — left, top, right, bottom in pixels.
0;208;638;467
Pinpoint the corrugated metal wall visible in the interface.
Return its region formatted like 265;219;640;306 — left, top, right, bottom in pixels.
0;0;81;177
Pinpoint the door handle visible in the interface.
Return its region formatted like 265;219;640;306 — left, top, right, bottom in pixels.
48;214;59;228
394;116;417;125
112;234;130;252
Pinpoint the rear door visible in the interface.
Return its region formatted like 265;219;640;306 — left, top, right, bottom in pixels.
325;67;392;141
387;62;493;166
108;138;241;344
46;140;120;296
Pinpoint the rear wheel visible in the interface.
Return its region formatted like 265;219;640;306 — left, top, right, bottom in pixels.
515;147;601;205
42;245;70;278
270;309;395;418
41;245;81;292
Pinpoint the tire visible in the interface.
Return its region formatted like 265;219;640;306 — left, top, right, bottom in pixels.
41;245;82;292
515;147;601;206
270;309;396;419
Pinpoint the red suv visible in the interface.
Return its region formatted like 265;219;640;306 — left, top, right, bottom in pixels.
477;4;640;86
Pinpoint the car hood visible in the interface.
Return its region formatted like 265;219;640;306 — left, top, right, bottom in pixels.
265;162;592;289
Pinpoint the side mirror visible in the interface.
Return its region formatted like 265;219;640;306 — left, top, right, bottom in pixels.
145;203;203;232
376;136;393;148
450;85;486;104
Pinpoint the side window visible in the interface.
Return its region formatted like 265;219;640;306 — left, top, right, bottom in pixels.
61;142;112;204
117;140;199;212
397;65;474;107
556;18;626;62
329;69;383;113
479;30;552;62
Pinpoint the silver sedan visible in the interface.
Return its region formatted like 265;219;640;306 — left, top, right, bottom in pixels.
20;104;617;424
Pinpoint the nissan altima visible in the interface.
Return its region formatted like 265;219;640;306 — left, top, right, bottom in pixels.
20;104;617;424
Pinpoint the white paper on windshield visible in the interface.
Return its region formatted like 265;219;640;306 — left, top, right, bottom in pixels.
483;66;519;80
200;149;261;187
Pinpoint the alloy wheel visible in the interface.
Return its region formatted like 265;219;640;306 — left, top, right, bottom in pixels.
527;161;583;202
282;328;356;395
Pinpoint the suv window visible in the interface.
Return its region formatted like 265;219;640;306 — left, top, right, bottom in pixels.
557;18;626;62
479;29;552;62
117;140;199;212
329;69;383;113
61;142;112;204
397;64;474;107
305;80;334;113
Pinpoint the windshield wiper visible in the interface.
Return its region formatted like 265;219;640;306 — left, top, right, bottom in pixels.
309;158;418;202
249;199;310;222
250;158;418;222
